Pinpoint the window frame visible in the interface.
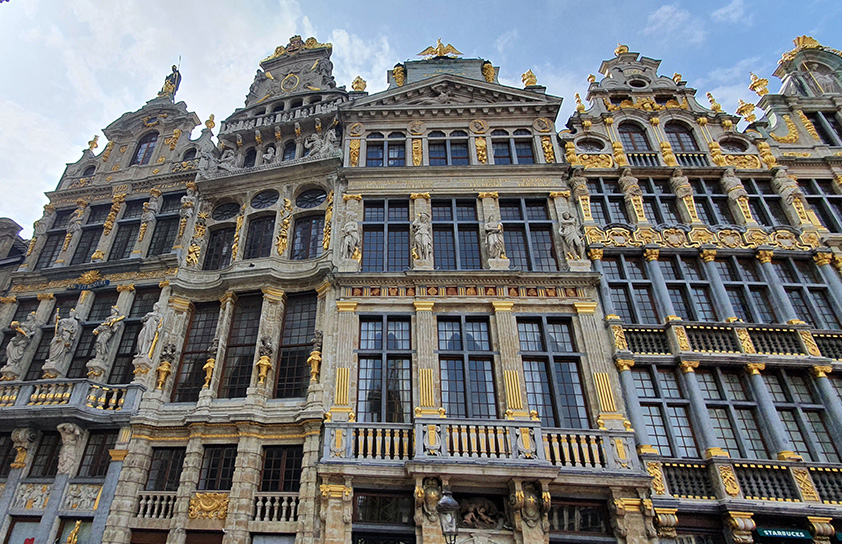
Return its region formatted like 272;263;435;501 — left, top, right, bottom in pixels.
499;198;558;272
356;315;413;423
437;315;498;419
430;198;481;270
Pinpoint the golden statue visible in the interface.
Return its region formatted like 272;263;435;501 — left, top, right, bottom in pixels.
614;43;629;56
418;38;462;59
392;65;406;87
522;69;537;87
749;72;769;97
587;74;596;83
308;350;322;382
155;360;172;390
481;62;495;83
205;114;215;130
203;358;215;388
351;76;367;92
256;355;272;385
66;520;82;544
88;135;99;150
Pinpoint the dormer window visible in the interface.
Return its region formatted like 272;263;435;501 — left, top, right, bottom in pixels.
618;123;651;151
290;99;303;109
131;132;158;166
82;166;96;177
182;148;197;161
254;108;266;116
272;103;285;113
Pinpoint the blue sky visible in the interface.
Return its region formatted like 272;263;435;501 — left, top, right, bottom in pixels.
0;0;839;235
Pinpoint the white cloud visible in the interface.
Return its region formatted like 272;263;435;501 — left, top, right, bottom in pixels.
712;0;748;24
495;29;519;59
644;5;706;45
328;29;396;93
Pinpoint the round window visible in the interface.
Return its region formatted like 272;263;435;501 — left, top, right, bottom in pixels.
251;189;280;209
629;79;647;88
212;202;241;221
577;138;605;152
719;139;748;153
296;188;327;209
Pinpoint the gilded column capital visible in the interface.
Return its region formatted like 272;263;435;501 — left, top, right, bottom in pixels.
109;449;129;461
615;359;635;372
813;252;833;266
36;293;55;301
219;291;237;306
478;191;499;199
679;360;699;373
336;301;358;312
573;302;598;314
0;296;16;304
342;194;363;201
588;248;603;261
756;249;774;264
549;191;571;199
409;192;430;200
810;365;833;378
168;296;192;313
745;362;765;375
116;284;135;293
315;282;332;297
261;287;286;303
491;301;514;312
158;280;170;288
413;301;435;312
834;255;842;272
643;248;660;261
700;248;717;262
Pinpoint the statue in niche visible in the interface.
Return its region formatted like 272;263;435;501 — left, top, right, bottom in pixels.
180;182;198;221
93;306;125;362
721;166;747;201
66;208;84;238
670;167;692;199
484;215;506;259
340;214;360;260
45;309;80;370
806;62;841;94
412;212;433;261
140;202;156;225
158;65;182;98
262;145;276;164
56;423;84;474
2;312;38;374
135;302;164;359
460;497;504;529
559;212;585;260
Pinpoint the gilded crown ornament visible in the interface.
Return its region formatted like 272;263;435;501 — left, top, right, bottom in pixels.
748;72;769;97
351;76;367;92
614;43;629;56
522;69;537;87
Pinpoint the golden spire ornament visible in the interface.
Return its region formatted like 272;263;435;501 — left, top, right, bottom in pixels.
748;72;769;97
736;99;757;123
614;43;629;56
574;93;585;113
706;92;722;113
205;114;215;130
88;135;99;150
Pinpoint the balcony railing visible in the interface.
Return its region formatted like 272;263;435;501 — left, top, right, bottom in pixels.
675;152;709;167
627;152;660;167
219;96;346;136
0;379;142;421
323;418;639;473
252;492;299;523
136;492;177;519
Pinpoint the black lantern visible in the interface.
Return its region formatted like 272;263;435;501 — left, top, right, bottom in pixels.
436;489;460;544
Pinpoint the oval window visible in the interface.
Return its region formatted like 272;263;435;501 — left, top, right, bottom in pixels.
251;189;280;209
577;138;605;152
212;202;241;221
296;188;327;209
719;139;748;153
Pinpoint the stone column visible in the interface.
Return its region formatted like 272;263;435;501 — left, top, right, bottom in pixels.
615;359;657;454
174;182;199;253
130;189;162;259
814;251;842;304
222;429;261;544
508;480;548;544
755;249;800;323
101;438;154;544
15;294;56;380
492;301;528;418
642;247;677;322
678;360;729;458
411;193;433;270
479;192;508;271
700;248;738;321
809;365;842;445
744;363;801;460
167;434;204;544
575;302;625;429
588;248;617;316
246;288;285;407
199;292;235;407
90;447;129;543
329;301;357;421
770;166;812;228
92;192;127;263
724;511;755;544
320;478;353;544
53;200;90;268
296;420;322;544
414;301;439;415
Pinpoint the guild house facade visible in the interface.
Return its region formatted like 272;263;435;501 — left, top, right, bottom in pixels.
0;33;836;544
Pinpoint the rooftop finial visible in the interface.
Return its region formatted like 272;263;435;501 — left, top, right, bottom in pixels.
158;64;182;99
749;72;769;97
418;39;462;59
614;43;629;56
87;135;99;150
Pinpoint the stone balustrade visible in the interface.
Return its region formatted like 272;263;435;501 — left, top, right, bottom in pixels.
218;97;345;136
0;379;142;423
252;492;299;523
135;492;177;519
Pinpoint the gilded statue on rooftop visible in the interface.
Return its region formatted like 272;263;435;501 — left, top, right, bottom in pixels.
418;39;462;59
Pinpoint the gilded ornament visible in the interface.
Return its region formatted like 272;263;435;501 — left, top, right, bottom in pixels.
587;74;596;83
564;143;581;166
418;39;462;59
736;328;756;354
477;192;498;199
811;365;832;379
614;43;629;55
230;205;246;259
748;72;769;97
412;139;422;166
410;192;430;200
475;137;488;164
392;65;406;87
674;327;691;351
469;119;488;134
322;191;333;251
615;359;634;372
672;73;682;83
679;360;699;373
706;92;722;113
202;358;215;388
796;110;821;141
611;325;628;351
481;62;495;83
799;330;821;357
342;194;362;201
521;69;537;87
101;141;114;162
647;462;666;494
768;115;799;144
185;242;202;267
541;136;555;163
736;99;756;123
348;140;360;167
188;492;229;519
262;35;331;62
579;154;613;168
533;117;552;133
588;248;603;260
574;93;585;113
351;76;367;92
745;362;765;375
708;141;727;166
612;141;628;167
643;248;660;261
724;154;762;169
88;135;99;150
256;355;272;385
660;141;678;167
718;465;741;496
791;468;820;502
813;252;833;266
756;249;773;264
155;361;171;390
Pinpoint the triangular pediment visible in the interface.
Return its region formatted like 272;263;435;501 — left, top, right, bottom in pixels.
343;74;561;111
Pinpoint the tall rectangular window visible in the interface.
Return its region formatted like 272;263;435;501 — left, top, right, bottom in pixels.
518;318;587;428
587;178;630;225
632;366;699;458
291;215;325;260
198;445;237;491
640;178;681;224
29;432;62;478
275;293;317;398
108;222;140;261
697;369;768;459
219;294;262;398
204;227;235;270
431;199;481;270
71;227;103;265
174;302;220;403
260;446;303;492
774;258;842;329
499;199;557;271
357;316;412;423
659;256;718;321
148;194;184;257
743;178;788;227
361;200;410;272
691;178;734;225
146;447;186;491
714;257;775;323
109;288;161;384
0;434;13;478
243;216;275;259
438;317;496;419
801;178;842;233
35;233;64;269
79;431;117;478
602;256;659;324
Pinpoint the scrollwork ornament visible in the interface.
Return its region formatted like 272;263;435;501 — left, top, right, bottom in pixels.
792;468;819;501
647;462;666;494
718;465;741;496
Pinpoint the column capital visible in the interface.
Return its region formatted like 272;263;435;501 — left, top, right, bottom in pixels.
756;249;774;264
549;190;571;199
810;365;833;378
491;301;514;312
679;360;699;373
573;302;598;314
813;251;833;266
643;247;660;261
0;296;16;304
116;283;135;293
261;287;286;303
219;291;237;306
700;248;717;262
615;359;635;372
36;293;54;301
342;194;363;201
413;301;435;312
409;192;430;200
745;362;765;375
315;281;332;297
704;447;730;458
478;191;499;199
158;280;170;288
168;296;192;313
336;301;358;312
588;248;603;261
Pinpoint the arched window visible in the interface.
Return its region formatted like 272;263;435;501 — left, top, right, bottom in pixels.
283;141;297;161
665;122;699;151
290;99;303;109
428;130;469;166
254;108;266;116
365;132;406;167
182;148;197;161
309;96;322;104
291;215;325;260
387;132;406;166
131;132;158;166
243;215;275;259
618;123;651;151
82;165;96;177
204;227;236;270
243;148;257;168
428;131;447;165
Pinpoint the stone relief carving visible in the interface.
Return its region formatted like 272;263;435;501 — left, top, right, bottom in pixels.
460;497;505;529
13;483;50;510
721;167;747;200
414;477;441;523
62;483;102;510
340;212;361;261
304;128;339;159
57;423;86;475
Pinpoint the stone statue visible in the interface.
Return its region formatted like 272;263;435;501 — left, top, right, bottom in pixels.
341;216;360;260
140;202;156;224
771;167;804;205
669;167;692;199
56;423;84;475
45;309;81;374
416;477;442;522
34;206;56;237
559;212;585;259
262;145;276;164
460;497;504;529
2;313;38;376
412;212;433;261
619;168;641;197
807;62;841;94
569;167;589;199
159;65;182;98
484;214;506;259
304;129;339;159
135;302;163;359
180;183;198;221
92;306;126;362
217;148;238;172
66;209;84;237
721;166;747;200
